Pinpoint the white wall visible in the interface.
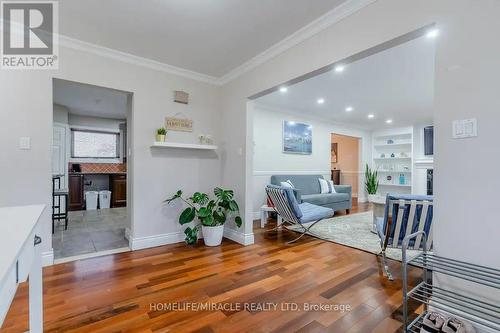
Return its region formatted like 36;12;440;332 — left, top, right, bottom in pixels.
251;104;371;218
0;44;223;263
218;0;500;327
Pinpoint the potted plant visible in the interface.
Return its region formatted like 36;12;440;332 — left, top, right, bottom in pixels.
365;164;379;202
156;127;167;142
165;187;242;246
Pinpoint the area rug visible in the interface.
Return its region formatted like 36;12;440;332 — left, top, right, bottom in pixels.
288;211;420;261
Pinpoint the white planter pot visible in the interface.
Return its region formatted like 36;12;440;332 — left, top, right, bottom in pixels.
201;225;224;246
368;194;378;203
156;134;166;142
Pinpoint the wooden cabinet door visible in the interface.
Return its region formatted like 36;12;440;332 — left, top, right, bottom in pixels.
68;174;84;211
111;175;127;207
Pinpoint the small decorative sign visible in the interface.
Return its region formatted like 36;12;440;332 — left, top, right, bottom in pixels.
165;117;193;132
174;91;189;104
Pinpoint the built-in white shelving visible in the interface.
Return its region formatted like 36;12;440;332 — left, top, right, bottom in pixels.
373;157;412;161
374;142;412;148
378;183;411;187
151;142;218;150
372;128;413;195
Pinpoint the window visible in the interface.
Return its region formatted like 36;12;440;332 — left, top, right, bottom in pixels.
71;129;119;159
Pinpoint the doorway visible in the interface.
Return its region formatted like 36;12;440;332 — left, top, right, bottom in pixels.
331;134;361;199
51;79;132;262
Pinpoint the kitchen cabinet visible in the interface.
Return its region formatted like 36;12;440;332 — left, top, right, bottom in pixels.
111;174;127;208
68;174;84;211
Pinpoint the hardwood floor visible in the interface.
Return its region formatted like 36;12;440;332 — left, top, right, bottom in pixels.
1;200;422;332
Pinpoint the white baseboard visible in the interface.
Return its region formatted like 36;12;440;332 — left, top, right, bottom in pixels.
223;228;254;245
42;250;54;267
131;228;255;251
130;231;185;250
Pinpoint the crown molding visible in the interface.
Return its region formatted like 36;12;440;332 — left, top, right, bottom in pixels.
53;0;375;86
58;35;220;85
217;0;377;85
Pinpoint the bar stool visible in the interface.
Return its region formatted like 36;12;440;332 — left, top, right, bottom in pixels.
52;175;69;233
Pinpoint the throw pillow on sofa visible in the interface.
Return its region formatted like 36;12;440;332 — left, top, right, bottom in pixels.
280;180;295;188
318;178;337;194
319;178;329;194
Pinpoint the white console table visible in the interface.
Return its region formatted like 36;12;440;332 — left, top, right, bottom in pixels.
0;205;45;332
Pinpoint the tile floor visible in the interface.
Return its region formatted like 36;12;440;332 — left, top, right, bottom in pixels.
53;207;129;259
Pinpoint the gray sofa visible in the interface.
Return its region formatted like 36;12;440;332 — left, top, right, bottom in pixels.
270;174;352;213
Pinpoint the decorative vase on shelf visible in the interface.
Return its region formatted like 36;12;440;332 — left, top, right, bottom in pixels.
399;173;406;185
390;153;396;158
156;128;167;142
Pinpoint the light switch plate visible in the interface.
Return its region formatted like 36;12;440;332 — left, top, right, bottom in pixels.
452;119;477;139
19;136;31;150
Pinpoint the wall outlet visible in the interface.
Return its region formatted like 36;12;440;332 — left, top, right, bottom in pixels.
452;119;477;139
19;137;31;150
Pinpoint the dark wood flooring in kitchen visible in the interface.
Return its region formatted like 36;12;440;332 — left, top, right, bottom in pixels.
1;200;423;332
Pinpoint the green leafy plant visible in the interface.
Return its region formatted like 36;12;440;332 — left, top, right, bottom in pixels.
365;164;379;195
165;187;242;245
157;127;167;135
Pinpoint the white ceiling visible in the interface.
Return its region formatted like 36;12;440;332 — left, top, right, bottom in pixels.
256;35;436;131
53;79;129;119
59;0;348;77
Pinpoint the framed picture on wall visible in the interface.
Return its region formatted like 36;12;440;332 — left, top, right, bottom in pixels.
331;142;338;163
283;120;312;154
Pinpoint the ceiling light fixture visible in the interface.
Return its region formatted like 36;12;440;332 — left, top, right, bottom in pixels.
367;114;375;119
279;87;288;93
426;29;439;39
345;106;353;112
317;98;325;105
334;65;345;73
386;119;393;124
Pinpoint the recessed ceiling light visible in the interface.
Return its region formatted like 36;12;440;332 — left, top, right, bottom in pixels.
279;87;288;93
386;119;393;124
426;29;439;39
368;114;375;119
345;106;354;112
317;98;325;104
334;65;345;73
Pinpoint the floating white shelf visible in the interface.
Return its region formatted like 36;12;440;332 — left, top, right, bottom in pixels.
373;157;412;161
374;142;412;148
151;142;218;150
378;183;411;187
378;170;412;173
